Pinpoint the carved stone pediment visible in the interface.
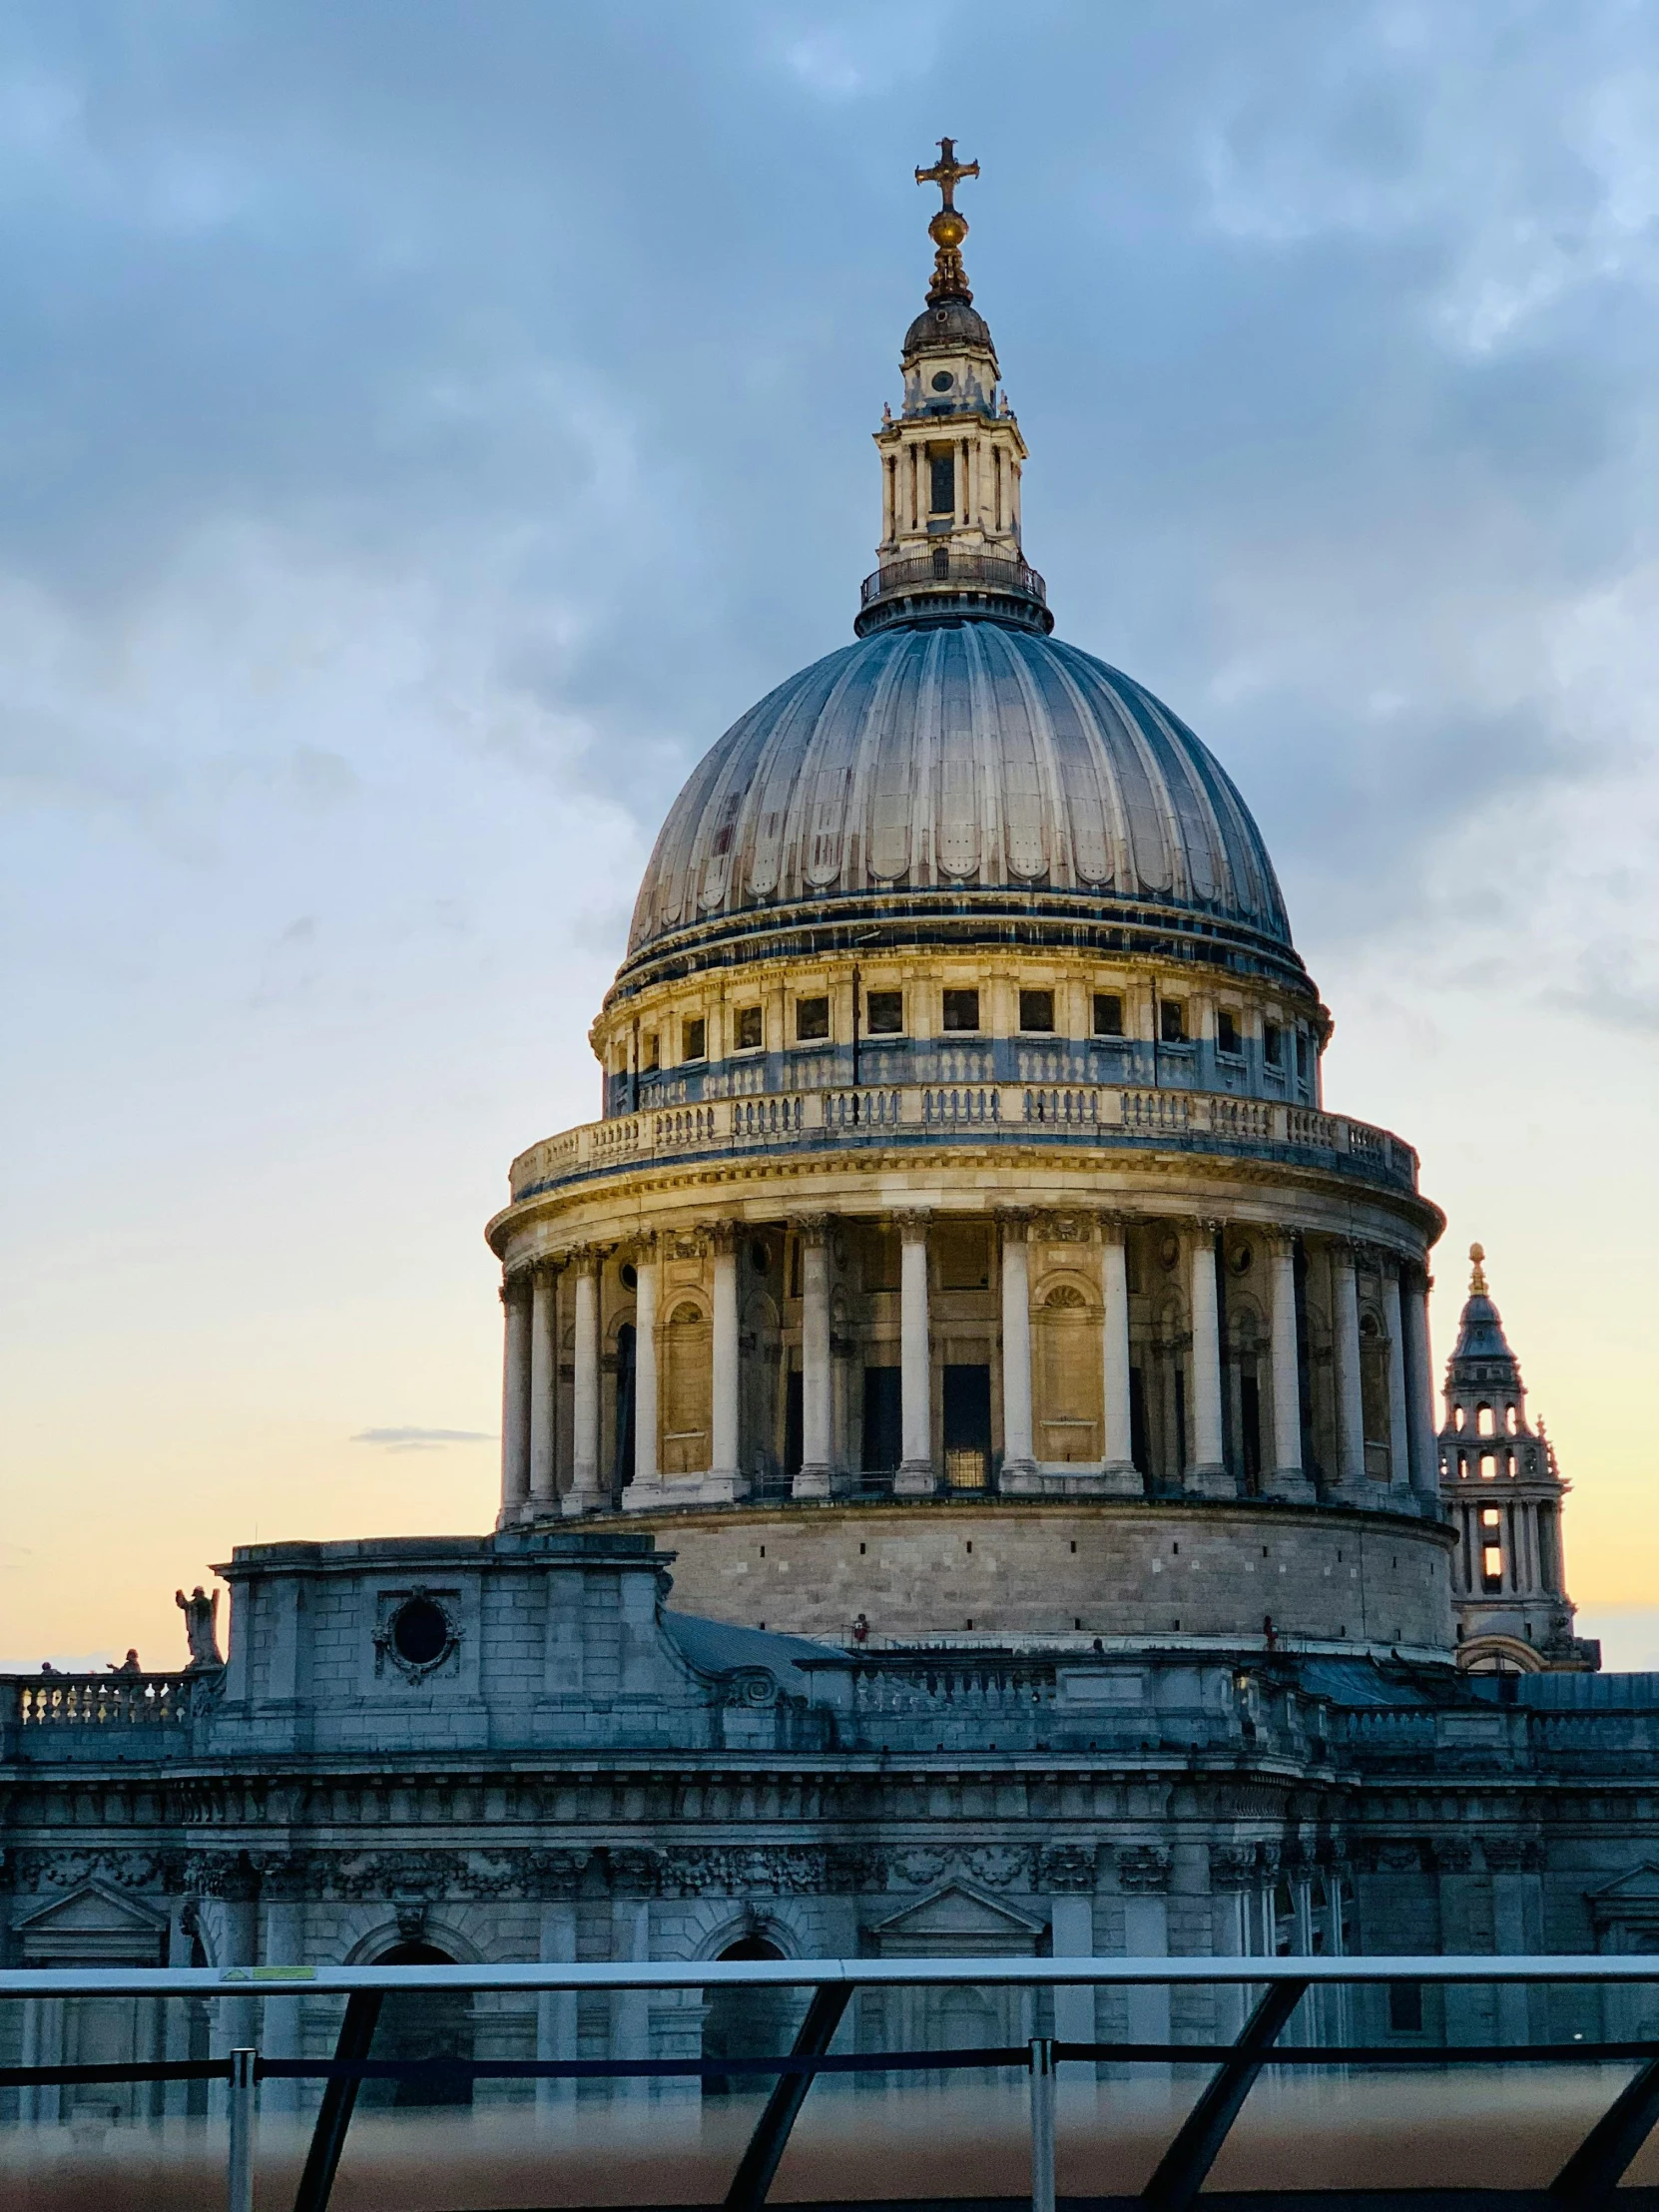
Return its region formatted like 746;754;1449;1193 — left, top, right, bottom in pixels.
869;1880;1047;1956
14;1880;169;1964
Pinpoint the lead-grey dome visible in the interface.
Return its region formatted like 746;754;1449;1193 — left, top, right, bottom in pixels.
625;621;1297;975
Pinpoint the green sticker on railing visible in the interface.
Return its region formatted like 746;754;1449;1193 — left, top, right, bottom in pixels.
220;1965;315;1981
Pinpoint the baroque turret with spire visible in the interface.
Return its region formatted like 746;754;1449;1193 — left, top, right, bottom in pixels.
856;141;1051;637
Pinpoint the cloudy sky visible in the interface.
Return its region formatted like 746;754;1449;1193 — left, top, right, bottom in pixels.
4;1;1659;1669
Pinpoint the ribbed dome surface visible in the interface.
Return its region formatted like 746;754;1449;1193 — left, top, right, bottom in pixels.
627;622;1294;957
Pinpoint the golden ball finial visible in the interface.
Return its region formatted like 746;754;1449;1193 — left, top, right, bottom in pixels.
1468;1242;1488;1294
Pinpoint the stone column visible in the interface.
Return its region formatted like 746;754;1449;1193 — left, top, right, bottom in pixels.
894;1212;934;1493
259;1880;305;2116
1331;1242;1367;1492
565;1251;602;1515
537;1897;578;2113
1402;1266;1441;1515
999;1214;1036;1486
1382;1264;1411;1493
529;1265;559;1509
710;1226;741;1494
499;1276;532;1522
795;1216;833;1497
1099;1218;1140;1493
1266;1233;1315;1501
1187;1222;1229;1497
632;1242;659;1493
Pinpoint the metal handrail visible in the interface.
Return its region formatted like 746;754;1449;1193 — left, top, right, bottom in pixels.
859;550;1048;608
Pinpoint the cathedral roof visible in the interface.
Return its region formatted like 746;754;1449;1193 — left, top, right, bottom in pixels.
624;623;1297;966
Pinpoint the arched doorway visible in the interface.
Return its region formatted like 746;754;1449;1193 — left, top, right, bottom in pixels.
360;1940;473;2109
702;1936;796;2099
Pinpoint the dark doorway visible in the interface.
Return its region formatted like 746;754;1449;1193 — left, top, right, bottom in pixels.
613;1322;636;1500
943;1363;991;1489
360;1941;473;2109
785;1368;804;1479
703;1936;797;2098
1129;1366;1148;1484
861;1366;901;1472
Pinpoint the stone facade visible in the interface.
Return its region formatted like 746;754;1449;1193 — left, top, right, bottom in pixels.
3;154;1649;2126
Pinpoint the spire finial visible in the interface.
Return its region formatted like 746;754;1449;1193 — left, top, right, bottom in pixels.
915;137;979;305
1468;1242;1487;1295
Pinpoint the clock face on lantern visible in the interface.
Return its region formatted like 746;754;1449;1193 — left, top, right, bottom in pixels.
930;369;953;391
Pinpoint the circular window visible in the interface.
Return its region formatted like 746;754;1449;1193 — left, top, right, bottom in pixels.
620;1262;638;1292
1159;1234;1180;1272
930;369;953;392
391;1597;450;1669
750;1241;770;1275
1231;1244;1255;1276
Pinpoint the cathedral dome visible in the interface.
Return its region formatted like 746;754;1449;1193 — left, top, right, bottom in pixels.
624;620;1296;969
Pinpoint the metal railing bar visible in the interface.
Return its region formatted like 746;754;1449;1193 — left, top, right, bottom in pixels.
5;1954;1659;1999
1551;2052;1659;2212
291;1989;381;2212
725;1980;852;2212
1141;1978;1309;2212
0;2058;231;2086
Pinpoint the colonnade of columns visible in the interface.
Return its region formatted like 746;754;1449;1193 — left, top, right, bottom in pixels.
499;1215;1439;1521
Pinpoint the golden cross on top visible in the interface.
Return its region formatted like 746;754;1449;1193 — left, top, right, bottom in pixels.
915;138;979;213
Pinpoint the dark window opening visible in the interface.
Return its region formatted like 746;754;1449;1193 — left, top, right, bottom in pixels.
796;996;830;1042
1160;999;1187;1045
704;1938;795;2099
1217;1010;1242;1056
1241;1374;1262;1492
1019;988;1055;1033
785;1370;804;1480
861;1366;902;1471
390;1598;449;1669
1093;992;1124;1037
865;989;903;1035
1296;1032;1310;1080
943;1364;991;1490
643;1032;660;1073
929;449;955;515
362;1943;473;2108
942;987;980;1032
736;1005;764;1051
1263;1022;1283;1067
1388;1980;1423;2034
1129;1366;1148;1476
613;1323;636;1500
682;1016;707;1062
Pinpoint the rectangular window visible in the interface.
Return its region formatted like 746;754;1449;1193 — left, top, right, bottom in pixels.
1388;1981;1423;2034
795;995;830;1042
682;1016;706;1062
861;1224;901;1293
929;448;955;515
1481;1544;1504;1592
1217;1010;1242;1056
735;1004;764;1051
864;989;903;1035
1018;988;1055;1033
1160;999;1187;1045
643;1032;660;1073
1093;991;1125;1037
936;1222;991;1290
941;987;980;1032
1296;1032;1310;1079
1263;1021;1283;1067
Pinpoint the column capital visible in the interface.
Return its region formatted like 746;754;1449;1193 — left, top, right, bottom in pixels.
500;1271;533;1308
704;1219;743;1255
894;1208;931;1243
1263;1226;1298;1258
564;1240;608;1276
789;1212;831;1246
1096;1209;1131;1244
995;1207;1032;1240
1190;1215;1225;1243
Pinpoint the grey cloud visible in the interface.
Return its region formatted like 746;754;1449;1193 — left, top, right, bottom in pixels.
351;1426;495;1452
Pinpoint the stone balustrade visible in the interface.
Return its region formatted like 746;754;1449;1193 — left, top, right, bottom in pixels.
508;1082;1418;1205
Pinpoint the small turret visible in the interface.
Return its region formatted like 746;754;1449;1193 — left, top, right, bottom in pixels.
856;141;1051;638
1438;1244;1597;1673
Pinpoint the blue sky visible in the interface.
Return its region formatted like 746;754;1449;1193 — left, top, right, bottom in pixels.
4;2;1659;1665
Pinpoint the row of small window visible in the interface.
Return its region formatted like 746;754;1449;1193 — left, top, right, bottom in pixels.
645;991;1307;1069
1451;1401;1519;1435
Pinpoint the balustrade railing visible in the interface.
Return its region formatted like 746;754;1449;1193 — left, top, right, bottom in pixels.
10;1673;201;1728
508;1083;1418;1200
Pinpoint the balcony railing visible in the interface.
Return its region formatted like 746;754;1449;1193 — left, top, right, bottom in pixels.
507;1081;1419;1203
859;548;1048;610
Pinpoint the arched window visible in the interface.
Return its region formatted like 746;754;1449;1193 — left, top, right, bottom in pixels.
1453;1406;1465;1432
1035;1282;1100;1465
1477;1404;1495;1437
662;1301;711;1475
1505;1403;1518;1434
703;1936;795;2098
1358;1312;1390;1479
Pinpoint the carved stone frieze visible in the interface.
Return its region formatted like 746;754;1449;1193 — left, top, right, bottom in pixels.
1116;1846;1172;1895
1482;1837;1545;1874
1208;1843;1260;1894
1037;1844;1096;1894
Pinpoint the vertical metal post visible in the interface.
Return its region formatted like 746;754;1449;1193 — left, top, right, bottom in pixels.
292;1990;382;2212
227;2046;256;2212
1029;2036;1056;2212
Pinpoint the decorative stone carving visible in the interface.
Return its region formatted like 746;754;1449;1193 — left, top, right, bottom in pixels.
1037;1844;1096;1893
1482;1838;1545;1874
1430;1838;1474;1875
1208;1843;1259;1893
1117;1846;1172;1895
